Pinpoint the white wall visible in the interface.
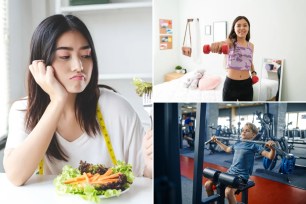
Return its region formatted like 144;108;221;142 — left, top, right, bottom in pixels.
75;9;152;77
154;0;306;101
8;0;32;103
154;0;180;83
8;0;50;103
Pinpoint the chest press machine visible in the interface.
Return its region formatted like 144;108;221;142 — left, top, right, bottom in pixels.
192;104;255;204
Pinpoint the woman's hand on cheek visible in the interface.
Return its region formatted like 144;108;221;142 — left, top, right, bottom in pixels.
29;60;68;102
142;129;153;178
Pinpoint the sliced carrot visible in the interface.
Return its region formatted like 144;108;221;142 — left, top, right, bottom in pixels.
90;173;100;182
100;178;118;183
69;180;86;185
64;176;85;184
101;168;113;177
64;178;76;184
63;170;122;185
83;172;90;183
91;178;119;184
64;174;90;184
98;172;121;181
76;176;86;181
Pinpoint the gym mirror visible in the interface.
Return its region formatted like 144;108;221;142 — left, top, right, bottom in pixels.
258;58;284;101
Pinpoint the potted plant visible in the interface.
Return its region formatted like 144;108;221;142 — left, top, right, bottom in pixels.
175;65;183;73
132;78;152;97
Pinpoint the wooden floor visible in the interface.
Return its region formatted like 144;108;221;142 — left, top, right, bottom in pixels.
180;155;306;204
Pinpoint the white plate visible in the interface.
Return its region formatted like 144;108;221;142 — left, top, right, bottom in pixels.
59;187;131;201
99;187;130;198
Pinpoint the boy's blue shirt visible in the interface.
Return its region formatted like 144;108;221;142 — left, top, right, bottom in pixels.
227;141;264;180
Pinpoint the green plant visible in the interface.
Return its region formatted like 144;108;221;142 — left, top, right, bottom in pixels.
132;78;152;97
175;65;182;70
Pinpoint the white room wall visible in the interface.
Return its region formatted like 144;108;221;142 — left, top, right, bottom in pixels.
8;0;50;103
8;0;33;103
154;0;306;101
154;0;180;84
75;9;152;77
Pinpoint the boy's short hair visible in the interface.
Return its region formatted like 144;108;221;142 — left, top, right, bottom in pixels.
245;122;258;134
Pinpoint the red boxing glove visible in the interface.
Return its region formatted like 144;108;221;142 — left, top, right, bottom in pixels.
252;75;259;84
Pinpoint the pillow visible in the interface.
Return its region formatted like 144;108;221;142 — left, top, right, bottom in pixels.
198;75;221;90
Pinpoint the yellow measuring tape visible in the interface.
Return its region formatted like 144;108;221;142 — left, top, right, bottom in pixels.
38;105;117;175
96;105;117;166
38;159;44;175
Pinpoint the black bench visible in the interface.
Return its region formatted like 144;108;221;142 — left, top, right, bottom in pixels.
235;180;255;204
202;168;255;204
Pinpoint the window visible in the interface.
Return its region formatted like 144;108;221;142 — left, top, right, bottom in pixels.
298;112;306;129
286;112;306;129
217;117;230;128
286;113;298;128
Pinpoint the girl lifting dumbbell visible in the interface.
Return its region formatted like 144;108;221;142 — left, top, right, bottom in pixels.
204;16;258;101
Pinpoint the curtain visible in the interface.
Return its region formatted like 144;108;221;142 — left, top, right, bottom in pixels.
0;0;9;139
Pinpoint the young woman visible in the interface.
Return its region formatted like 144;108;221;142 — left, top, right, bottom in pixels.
204;123;275;204
3;14;152;186
210;16;257;101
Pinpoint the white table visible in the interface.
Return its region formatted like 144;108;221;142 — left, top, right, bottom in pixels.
0;173;152;204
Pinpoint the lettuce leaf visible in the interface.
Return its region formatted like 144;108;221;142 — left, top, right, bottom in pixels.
111;160;135;184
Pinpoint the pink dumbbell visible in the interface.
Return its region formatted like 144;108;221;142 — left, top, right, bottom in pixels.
203;44;229;54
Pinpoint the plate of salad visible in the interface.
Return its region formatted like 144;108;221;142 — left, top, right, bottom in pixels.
54;160;134;203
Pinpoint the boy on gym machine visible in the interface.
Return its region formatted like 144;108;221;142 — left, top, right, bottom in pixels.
204;122;276;204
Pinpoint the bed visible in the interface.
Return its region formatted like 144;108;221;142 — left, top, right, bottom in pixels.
258;78;279;101
153;71;277;102
153;71;223;102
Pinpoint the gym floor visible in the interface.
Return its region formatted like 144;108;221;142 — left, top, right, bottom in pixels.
180;155;306;204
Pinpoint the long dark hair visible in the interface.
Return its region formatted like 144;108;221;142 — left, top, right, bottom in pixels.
26;14;100;162
228;16;251;46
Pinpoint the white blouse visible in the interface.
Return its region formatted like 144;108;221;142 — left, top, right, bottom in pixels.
5;88;146;177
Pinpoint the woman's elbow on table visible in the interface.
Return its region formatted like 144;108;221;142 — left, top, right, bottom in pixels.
3;156;30;186
5;172;28;186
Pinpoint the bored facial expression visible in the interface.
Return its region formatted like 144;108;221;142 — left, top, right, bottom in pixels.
52;30;93;93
